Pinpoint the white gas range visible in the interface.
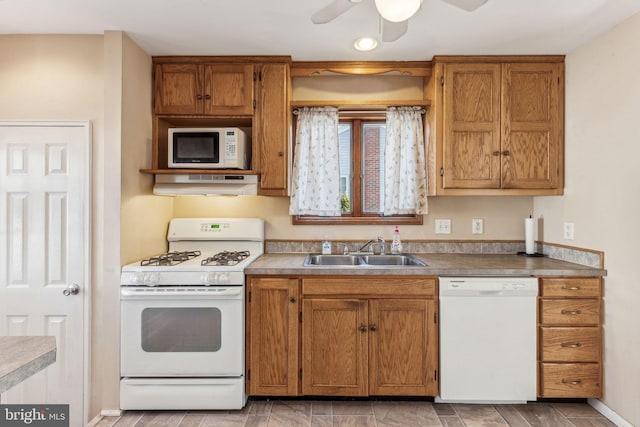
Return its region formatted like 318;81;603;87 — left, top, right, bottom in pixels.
119;218;264;410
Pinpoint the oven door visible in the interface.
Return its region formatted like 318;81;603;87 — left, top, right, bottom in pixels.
120;287;244;377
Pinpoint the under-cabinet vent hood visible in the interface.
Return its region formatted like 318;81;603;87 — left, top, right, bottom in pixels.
153;174;258;196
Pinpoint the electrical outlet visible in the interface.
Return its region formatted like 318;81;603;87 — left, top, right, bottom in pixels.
563;222;575;240
435;219;452;234
472;218;483;234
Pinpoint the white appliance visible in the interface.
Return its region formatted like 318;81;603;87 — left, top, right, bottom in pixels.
153;174;258;196
120;218;264;410
168;127;249;169
438;277;538;403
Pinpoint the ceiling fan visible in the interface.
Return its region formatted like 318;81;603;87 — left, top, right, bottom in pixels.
311;0;489;42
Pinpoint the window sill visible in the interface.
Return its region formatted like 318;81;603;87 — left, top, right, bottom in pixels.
292;215;423;226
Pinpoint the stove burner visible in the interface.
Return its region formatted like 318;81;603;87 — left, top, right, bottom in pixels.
140;250;201;266
201;250;250;266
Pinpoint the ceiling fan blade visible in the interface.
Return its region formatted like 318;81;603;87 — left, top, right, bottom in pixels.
381;18;408;42
311;0;360;24
440;0;488;11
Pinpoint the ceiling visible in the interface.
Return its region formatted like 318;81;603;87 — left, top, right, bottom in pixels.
1;0;639;61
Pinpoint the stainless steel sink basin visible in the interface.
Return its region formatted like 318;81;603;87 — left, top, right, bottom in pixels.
303;254;427;267
360;255;427;266
304;254;365;266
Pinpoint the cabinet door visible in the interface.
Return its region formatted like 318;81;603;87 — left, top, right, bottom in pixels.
203;64;254;115
442;63;501;189
248;277;299;396
369;299;436;395
256;63;289;195
154;63;203;114
501;62;563;189
302;299;368;396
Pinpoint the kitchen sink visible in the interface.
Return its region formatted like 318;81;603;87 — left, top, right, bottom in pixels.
359;255;427;266
304;254;365;266
303;254;427;267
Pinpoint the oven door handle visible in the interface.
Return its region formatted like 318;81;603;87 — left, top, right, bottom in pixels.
120;288;244;299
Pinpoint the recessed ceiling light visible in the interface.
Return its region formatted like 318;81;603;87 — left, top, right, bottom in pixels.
354;37;378;51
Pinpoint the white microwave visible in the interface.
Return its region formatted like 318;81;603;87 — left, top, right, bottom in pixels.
168;127;250;169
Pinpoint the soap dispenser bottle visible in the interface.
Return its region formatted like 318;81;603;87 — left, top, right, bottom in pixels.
322;235;331;255
390;226;402;254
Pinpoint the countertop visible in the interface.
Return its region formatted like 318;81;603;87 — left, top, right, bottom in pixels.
246;253;606;277
0;336;56;393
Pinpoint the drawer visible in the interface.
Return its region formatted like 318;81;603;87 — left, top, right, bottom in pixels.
540;278;601;298
540;299;600;325
539;363;601;398
302;277;436;297
540;327;600;362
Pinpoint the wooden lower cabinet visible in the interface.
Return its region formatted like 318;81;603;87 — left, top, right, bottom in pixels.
247;277;300;396
246;275;438;397
301;277;438;397
538;277;603;398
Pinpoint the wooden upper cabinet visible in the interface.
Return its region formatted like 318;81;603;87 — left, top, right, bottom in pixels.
437;57;564;194
501;63;562;189
443;63;501;189
154;63;203;114
154;63;254;115
256;63;290;195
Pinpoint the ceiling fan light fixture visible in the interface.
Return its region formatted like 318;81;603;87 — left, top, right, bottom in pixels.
374;0;422;22
353;36;378;51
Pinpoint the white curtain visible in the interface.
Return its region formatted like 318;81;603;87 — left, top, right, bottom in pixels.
289;107;342;216
383;106;428;215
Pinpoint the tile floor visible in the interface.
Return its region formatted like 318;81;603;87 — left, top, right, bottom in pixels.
94;399;618;427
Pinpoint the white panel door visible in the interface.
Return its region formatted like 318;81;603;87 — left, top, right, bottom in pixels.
0;122;90;426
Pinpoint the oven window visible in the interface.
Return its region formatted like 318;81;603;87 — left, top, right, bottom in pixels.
141;307;222;352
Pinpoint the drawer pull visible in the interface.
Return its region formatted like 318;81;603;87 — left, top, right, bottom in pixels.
561;379;583;385
561;286;581;291
561;309;582;315
561;342;582;348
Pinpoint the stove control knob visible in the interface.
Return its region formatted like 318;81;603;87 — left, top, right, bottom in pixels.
134;272;145;286
145;273;160;287
217;273;229;284
202;272;216;286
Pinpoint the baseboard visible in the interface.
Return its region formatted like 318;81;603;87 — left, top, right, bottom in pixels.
589;398;633;427
85;415;102;427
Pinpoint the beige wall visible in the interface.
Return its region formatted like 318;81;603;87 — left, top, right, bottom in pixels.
173;195;533;241
534;12;640;426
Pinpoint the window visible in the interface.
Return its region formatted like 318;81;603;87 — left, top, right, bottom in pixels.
294;112;423;225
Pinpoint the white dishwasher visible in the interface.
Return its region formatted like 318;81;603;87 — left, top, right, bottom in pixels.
438;277;538;403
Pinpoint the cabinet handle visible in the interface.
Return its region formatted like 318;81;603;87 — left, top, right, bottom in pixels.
502;150;510;156
359;325;367;333
196;94;203;100
205;94;211;100
277;151;284;157
493;151;501;156
561;342;582;348
561;379;583;385
369;324;377;331
561;286;581;291
289;297;297;303
561;309;582;315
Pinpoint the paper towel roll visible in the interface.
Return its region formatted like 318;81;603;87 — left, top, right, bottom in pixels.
525;217;535;254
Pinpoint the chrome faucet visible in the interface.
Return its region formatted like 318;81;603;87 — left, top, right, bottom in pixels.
357;236;385;255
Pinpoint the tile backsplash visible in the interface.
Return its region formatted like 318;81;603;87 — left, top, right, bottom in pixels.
265;240;603;269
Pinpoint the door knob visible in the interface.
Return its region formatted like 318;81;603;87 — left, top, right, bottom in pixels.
63;284;80;296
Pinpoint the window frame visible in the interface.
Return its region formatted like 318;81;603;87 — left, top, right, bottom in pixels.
292;111;423;226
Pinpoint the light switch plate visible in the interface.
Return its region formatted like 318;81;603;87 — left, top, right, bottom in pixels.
435;219;452;234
